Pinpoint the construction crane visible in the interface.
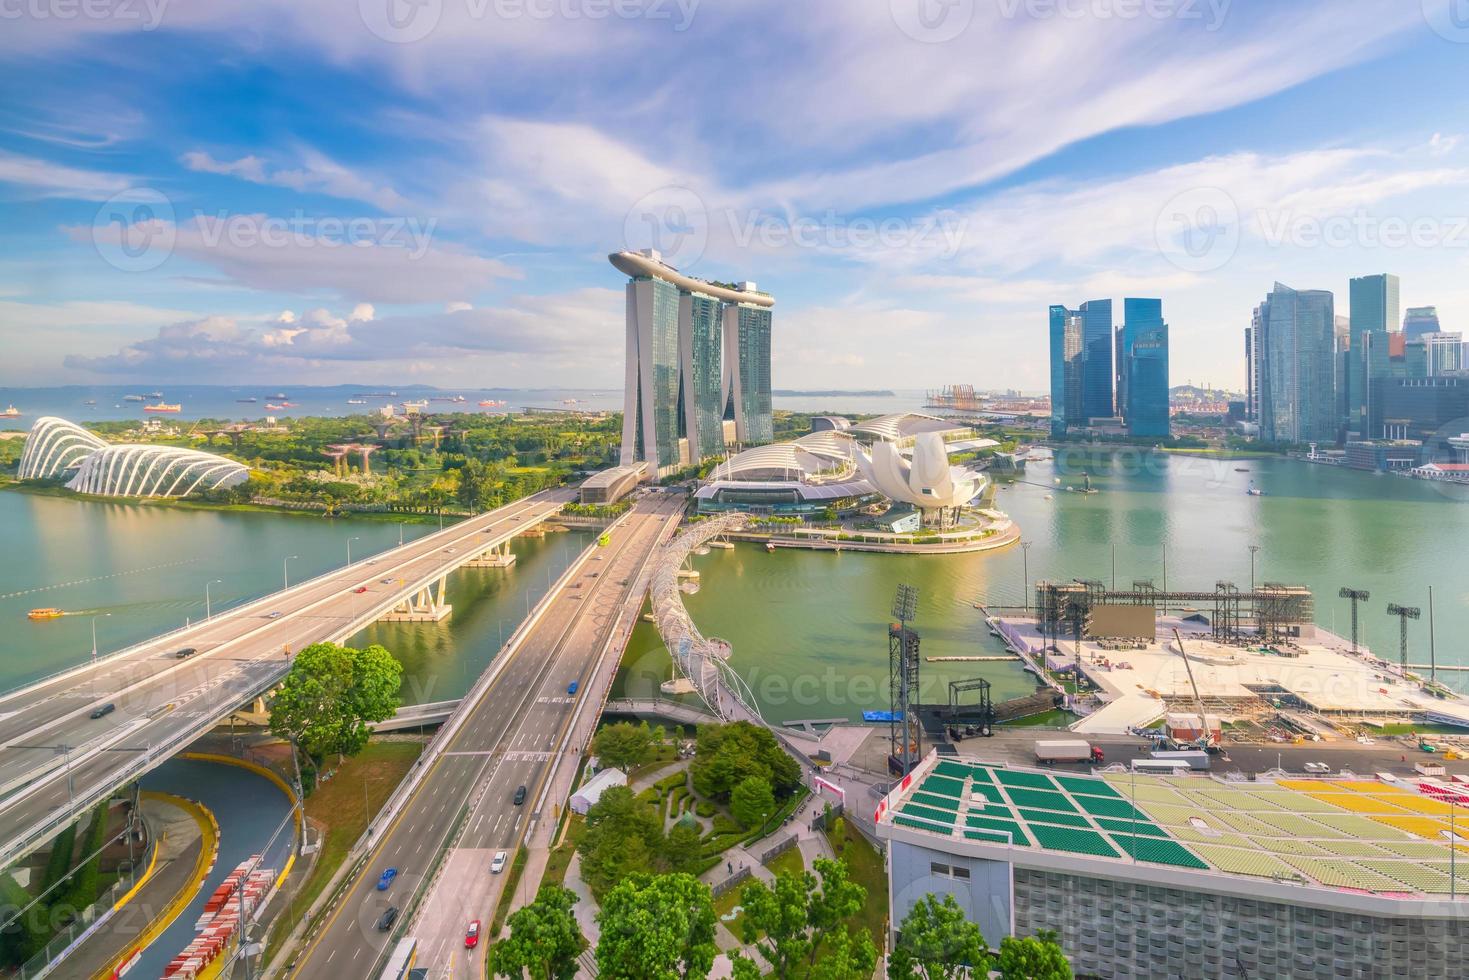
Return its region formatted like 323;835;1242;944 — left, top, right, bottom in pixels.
1171;628;1218;753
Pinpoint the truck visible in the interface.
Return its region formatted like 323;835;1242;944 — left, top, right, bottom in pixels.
1149;749;1210;771
1415;761;1447;778
1034;740;1104;765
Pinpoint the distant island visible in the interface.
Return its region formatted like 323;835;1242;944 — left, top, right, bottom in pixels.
773;389;895;397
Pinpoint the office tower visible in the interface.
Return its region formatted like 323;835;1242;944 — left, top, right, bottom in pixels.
611;249;775;477
1403;306;1442;341
1424;332;1464;377
1121;298;1170;438
1049;305;1086;438
1115;326;1127;424
1244;313;1265;422
1079;299;1114;420
1259;282;1336;443
1346;273;1401;432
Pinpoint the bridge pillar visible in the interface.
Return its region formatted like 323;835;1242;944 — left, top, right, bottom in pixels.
380;575;453;622
464;539;517;568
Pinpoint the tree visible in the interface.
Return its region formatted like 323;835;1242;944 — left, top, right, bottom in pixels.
995;930;1072;980
661;822;703;875
577;786;665;898
690;722;801;801
595;873;717;980
729;775;775;830
593;722;654;771
730;858;877;980
456;459;497;513
486;885;586;980
269;642;403;764
889;894;989;980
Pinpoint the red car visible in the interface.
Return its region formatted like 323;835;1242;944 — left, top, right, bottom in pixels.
353;586;368;594
464;919;481;949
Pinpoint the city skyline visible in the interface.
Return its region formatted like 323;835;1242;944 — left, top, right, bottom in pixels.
1;4;1468;391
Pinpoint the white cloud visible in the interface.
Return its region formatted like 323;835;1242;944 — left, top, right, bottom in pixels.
182;149;407;211
0;151;132;201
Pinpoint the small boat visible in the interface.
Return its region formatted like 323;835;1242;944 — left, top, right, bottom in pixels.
272;392;287;399
84;399;97;406
0;405;20;418
123;394;145;402
1246;482;1266;497
766;542;777;552
237;397;259;403
1233;467;1249;472
346;398;367;405
478;399;507;408
27;608;64;620
143;403;182;413
145;391;163;398
265;403;286;411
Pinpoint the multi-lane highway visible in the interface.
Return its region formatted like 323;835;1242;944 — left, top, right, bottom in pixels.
0;489;573;869
284;494;685;980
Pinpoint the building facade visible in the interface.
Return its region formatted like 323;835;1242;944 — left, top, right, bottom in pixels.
610;249;775;478
1403;305;1442;341
1345;273;1401;434
1258;282;1336;444
1423;332;1464;377
1049;305;1086;438
1120;298;1170;438
1080;299;1114;421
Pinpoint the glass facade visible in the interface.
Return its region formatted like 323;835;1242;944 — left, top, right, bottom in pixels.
735;304;774;444
1079;299;1114;420
1261;283;1336;444
1122;298;1169;438
1346;274;1401;432
1048;305;1085;438
625;275;682;470
684;291;725;460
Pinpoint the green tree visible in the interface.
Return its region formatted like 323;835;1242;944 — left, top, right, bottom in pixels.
593;722;654;772
690;722;801;801
60;800;112;916
577;786;665;898
889;894;989;980
269;642;403;764
729;775;775;830
595;873;717;980
995;930;1072;980
486;885;586;980
661;822;703;875
456;459;497;513
729;858;877;980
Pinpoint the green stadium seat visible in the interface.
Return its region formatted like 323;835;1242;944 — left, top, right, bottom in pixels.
1028;823;1119;858
1004;787;1079;813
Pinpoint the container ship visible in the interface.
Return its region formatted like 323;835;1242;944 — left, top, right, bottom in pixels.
143;403;182;413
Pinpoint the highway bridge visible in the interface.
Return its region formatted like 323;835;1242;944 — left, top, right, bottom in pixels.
0;489;575;871
281;493;686;979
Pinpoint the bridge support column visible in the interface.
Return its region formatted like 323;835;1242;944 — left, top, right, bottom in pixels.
464;539;517;568
380;575;453;622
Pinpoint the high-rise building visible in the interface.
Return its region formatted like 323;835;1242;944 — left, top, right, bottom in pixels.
1244;311;1265;422
1403;306;1442;341
1423;332;1465;377
1345;273;1401;433
1258;282;1336;444
1080;299;1114;420
1048;305;1086;438
1120;298;1170;438
610;249;775;478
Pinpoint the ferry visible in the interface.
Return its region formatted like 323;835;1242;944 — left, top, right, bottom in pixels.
143;403;182;413
0;405;20;419
123;394;145;402
145;391;163;398
27;608;64;620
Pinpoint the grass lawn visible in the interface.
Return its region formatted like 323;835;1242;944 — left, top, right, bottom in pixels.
1002;709;1075;728
763;846;804;878
825;821;888;955
543;815;586;888
263;739;423;964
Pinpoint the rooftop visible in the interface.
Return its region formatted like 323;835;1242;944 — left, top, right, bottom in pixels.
879;755;1469;899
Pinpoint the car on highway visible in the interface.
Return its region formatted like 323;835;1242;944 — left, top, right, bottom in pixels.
381;578;393;584
267;611;283;619
567;680;579;696
513;785;527;806
376;906;399;931
353;586;368;594
443;547;456;553
377;867;398;890
90;703;116;719
174;647;197;659
592;554;604;561
1304;762;1330;774
490;851;508;874
464;920;481;949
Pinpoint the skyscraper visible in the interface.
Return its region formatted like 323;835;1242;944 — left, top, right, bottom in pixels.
611;249;775;477
1424;332;1465;376
1049;305;1085;438
1080;299;1114;420
1259;282;1336;444
1244;311;1264;422
1403;306;1442;341
1346;273;1401;433
1121;298;1170;438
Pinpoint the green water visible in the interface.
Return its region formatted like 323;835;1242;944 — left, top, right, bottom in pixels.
679;452;1469;723
0;490;589;702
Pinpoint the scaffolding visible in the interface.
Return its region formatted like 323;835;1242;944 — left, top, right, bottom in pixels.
1029;580;1316;645
889;585;922;776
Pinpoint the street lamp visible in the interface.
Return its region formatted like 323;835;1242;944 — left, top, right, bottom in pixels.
1020;540;1032;612
90;613;111;663
1247;544;1261;594
283;555;299;590
398;522;407;547
347;536;361;567
205;579;223;620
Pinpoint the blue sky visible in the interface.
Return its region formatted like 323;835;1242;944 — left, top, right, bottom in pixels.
2;0;1468;392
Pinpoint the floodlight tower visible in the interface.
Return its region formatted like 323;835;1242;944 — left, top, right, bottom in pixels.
1338;587;1370;654
1386;603;1421;674
889;584;921;776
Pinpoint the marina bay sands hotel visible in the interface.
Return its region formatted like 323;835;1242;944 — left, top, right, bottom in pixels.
610;249;774;479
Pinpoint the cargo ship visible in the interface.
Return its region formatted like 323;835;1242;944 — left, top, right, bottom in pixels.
478;399;507;408
143;403;182;413
27;608;64;620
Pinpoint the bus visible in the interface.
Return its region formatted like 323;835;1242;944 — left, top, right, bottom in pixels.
380;937;418;980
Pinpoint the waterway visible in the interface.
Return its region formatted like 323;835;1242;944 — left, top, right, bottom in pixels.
675;450;1469;723
0;490;590;702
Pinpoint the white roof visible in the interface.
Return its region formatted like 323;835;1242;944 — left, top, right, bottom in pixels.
710;431;855;482
848;413;967;443
570;767;627;810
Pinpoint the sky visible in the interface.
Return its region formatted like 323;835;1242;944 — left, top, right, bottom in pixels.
2;0;1468;393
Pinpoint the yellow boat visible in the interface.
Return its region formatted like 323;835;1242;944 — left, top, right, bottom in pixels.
27;608;65;620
